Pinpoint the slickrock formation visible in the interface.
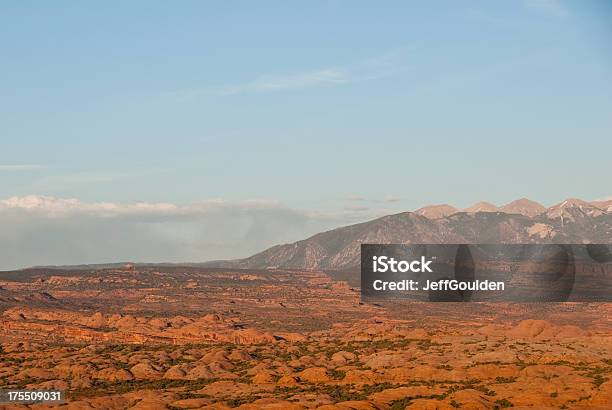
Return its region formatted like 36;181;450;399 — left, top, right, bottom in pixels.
0;215;610;408
0;307;276;345
1;312;610;409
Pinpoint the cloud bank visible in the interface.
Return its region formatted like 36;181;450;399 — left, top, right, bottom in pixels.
0;196;374;271
0;164;46;171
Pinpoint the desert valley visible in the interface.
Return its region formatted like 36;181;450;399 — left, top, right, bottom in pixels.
0;198;610;409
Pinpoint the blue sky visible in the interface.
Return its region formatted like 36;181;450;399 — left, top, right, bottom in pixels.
0;1;611;267
2;0;611;208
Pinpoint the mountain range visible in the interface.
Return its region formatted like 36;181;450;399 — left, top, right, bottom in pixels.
217;198;612;271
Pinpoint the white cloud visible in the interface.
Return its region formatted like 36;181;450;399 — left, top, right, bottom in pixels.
0;195;376;270
0;195;179;217
525;0;570;18
174;48;410;99
0;164;46;171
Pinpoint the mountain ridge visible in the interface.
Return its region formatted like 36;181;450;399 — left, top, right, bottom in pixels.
221;197;612;271
24;197;611;272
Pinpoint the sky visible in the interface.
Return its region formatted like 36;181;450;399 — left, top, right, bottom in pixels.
1;0;611;269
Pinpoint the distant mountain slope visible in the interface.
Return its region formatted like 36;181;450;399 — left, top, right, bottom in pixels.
226;198;611;271
591;199;612;213
464;201;499;213
233;212;464;270
415;204;459;219
500;198;546;217
26;197;611;273
546;198;606;220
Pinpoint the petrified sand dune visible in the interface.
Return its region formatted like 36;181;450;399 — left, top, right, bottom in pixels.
0;266;610;408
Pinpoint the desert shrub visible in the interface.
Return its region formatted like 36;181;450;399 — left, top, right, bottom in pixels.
494;398;513;408
593;374;607;387
226;395;261;407
495;376;517;383
389;394;446;409
328;369;346;380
